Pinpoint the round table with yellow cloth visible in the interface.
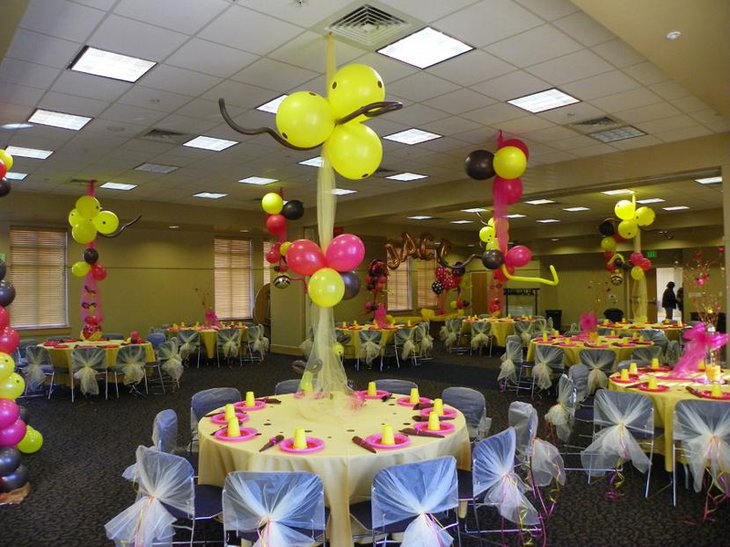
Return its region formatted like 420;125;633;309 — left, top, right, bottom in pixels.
609;369;730;472
526;337;653;366
461;318;516;347
167;326;249;359
336;325;402;360
198;393;470;546
603;321;684;342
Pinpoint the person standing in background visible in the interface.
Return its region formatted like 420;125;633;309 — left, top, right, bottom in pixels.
676;286;684;321
662;281;677;321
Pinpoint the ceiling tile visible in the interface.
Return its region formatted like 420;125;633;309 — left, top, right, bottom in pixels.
98;103;168;126
549;134;599;151
654;125;712;143
171;98;223;121
156;113;218;134
609;134;662;151
497;115;555;134
527;49;614;85
244;0;355;26
6;29;80;69
690;109;730;126
463;101;526;125
118;86;191;113
552;10;615;46
420;116;483;137
0;102;34;123
562;70;640;100
352;53;419;87
569;142;617;157
423;88;495;115
269;31;363;73
472;70;549;101
20;0;105;43
231;58;318;93
89;15;189;61
623;61;669;86
590;87;662;113
387;73;460;102
114;0;229;35
140;65;222;97
514;0;580;21
524;124;577;142
51;70;131;102
0;58;62;89
378;0;478;23
591;39;645;68
202;80;277;110
385;103;450;126
40;91;110;117
428;50;514;87
0;82;42;110
671;95;711;113
166;38;258;78
435;0;544;48
614;101;682;124
487;24;583;67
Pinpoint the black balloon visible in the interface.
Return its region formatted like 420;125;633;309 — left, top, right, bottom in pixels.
481;249;505;270
598;220;615;237
0;447;20;476
83;248;99;264
281;200;304;221
273;275;290;289
431;280;444;295
0;179;10;198
452;261;466;277
464;150;496;180
0;259;5;282
0;280;15;307
0;463;28;493
341;271;361;300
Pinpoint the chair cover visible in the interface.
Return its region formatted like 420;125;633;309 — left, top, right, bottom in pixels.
416;322;433;356
532;345;564;391
665;340;681;365
498;335;523;385
249;324;270;355
442;387;490;440
375;379;417;395
156;341;184;382
358;330;382;365
443;319;463;348
639;329;668;353
545;375;576;442
579;349;615;394
530;437;566;488
472;428;539;526
223;471;325;547
580;390;653;476
546;317;554;331
25;346;51;390
372;456;457;546
630;345;662;365
115;344;146;386
153;409;178;454
146;332;166;347
508;401;538;460
564;323;580;336
190;387;241;450
514;320;533;347
106;446;194;546
335;331;351;345
568;363;590;403
596;326;612;336
674;400;730;495
395;328;418;360
71;346;107;396
470;321;491;352
217;328;242;358
275;379;301;395
177;330;200;360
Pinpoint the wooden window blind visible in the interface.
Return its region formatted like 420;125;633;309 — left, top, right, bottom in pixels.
387;261;411;311
214;238;252;320
262;240;272;286
416;258;438;308
10;227;68;328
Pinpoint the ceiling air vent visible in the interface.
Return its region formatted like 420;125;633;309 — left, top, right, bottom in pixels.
321;3;414;48
139;128;189;144
569;116;621;134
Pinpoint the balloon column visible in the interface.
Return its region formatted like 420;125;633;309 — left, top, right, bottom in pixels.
261;192;305;290
0;259;43;503
0;149;14;198
364;259;388;318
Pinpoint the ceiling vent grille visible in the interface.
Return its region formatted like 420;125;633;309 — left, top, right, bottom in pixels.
323;3;413;48
139;128;189;144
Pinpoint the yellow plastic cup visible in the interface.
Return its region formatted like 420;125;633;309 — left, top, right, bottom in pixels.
293;427;307;450
367;381;377;396
629;362;638;375
651;358;660;370
381;424;395;446
409;388;420;404
427;411;441;432
620;369;629;381
224;403;235;420
245;391;255;407
647;375;658;390
432;398;444;416
711;383;723;398
227;417;241;438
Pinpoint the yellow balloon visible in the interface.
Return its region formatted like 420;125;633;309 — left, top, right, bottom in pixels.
614;199;635;221
617;219;638;239
261;193;283;215
486;239;500;250
328;64;385;121
17;426;43;454
487;217;495;226
630;266;644;281
600;236;617;252
72;219;97;244
93;210;119;235
479;226;495;243
76;195;101;219
275;91;334;148
326;122;382;180
635;206;655;227
0;372;24;401
71;261;91;277
68;208;81;227
0;149;13;171
280;241;292;256
0;353;15;382
493;146;527;179
308;267;345;308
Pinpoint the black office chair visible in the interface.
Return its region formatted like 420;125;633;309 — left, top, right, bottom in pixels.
603;308;624;323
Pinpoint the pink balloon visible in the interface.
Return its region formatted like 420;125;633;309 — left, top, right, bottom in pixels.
505;245;532;268
500;138;529;160
287;239;326;276
265;214;288;238
0;327;19;355
325;234;365;272
0;418;26;447
0;307;7;330
493;177;523;205
630;252;644;264
265;250;279;264
0;399;19;430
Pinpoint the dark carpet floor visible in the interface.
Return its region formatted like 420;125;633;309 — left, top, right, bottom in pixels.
1;347;729;546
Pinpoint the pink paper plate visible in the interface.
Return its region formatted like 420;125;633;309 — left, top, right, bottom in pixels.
640;366;672;373
693;390;730;401
278;437;325;454
214;427;258;442
396;396;432;407
420;406;457;418
234;400;266;411
414;421;456;435
364;433;411;449
356;390;390;400
611;375;639;384
636;384;670;393
209;412;249;425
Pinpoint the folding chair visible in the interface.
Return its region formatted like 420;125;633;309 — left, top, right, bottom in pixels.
275;379;301;395
530;344;565;395
579;348;615;394
498;335;529;394
393;327;419;367
189;387;241;453
374;379;417;396
23;345;53;395
111;344;148;398
155;340;183;390
69;346;108;402
469;321;493;356
545;375;577;443
442;386;491;442
216;328;243;367
178;329;202;368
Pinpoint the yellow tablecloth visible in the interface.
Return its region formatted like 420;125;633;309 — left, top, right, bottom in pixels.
336;326;400;358
604;322;684;342
526;337;651;366
609;370;730;471
167;326;249;359
462;318;515;347
198;393;470;546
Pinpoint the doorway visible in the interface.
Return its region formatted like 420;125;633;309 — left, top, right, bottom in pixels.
656;267;683;322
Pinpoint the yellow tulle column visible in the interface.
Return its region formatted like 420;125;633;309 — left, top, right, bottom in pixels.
632;231;648;322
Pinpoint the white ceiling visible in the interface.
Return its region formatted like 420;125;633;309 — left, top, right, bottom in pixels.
0;0;728;232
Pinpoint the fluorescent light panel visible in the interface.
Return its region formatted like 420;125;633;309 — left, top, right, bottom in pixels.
100;182;136;191
4;172;27;180
563;206;590;212
525;199;554;205
386;172;427;181
637;198;665;204
383;128;442;145
239;176;277;186
299;156;323;167
5;145;53;159
331;188;356;195
28;108;91;131
135;163;178;174
183;136;237;151
601;189;633;195
590;126;645;143
460;208;487;213
69;46;156;83
695;176;722;185
536;219;560;223
508;88;580;113
256;95;287;114
408;215;432;220
377;27;473;69
663;206;689;211
450;220;473;224
1;123;33;130
193;192;227;199
506;213;526;219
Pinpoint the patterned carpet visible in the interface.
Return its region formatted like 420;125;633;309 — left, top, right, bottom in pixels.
1;348;728;546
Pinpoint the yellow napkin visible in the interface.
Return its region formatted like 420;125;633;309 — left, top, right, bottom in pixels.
712;383;723;398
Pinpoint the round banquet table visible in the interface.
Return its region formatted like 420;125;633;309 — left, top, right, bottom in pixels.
526;336;653;366
198;393;471;546
609;368;730;471
167;326;249;359
336;325;402;358
602;321;685;341
461;318;515;347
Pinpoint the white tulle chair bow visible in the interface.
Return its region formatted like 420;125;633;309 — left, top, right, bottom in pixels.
498;335;523;387
579;348;615;394
217;328;242;359
71;346;107;399
247;324;269;360
509;401;539;463
416;322;433;357
300;326;315;358
546;375;577;443
114;344;147;386
24;345;52;391
515;320;533;347
532;345;564;391
156;341;184;384
358;330;382;367
223;471;326;547
395;327;418;361
443;319;463;349
177;329;200;360
470;321;492;354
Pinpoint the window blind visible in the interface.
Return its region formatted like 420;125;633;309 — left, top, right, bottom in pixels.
262;240;272;286
416;258;438;308
214;238;252;320
9;227;68;328
387;261;411;311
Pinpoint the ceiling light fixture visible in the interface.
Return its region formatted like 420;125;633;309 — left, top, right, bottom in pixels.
695;176;722;185
450;220;473;224
331;188;357;195
508;88;580;113
601;189;634;196
5;146;53;159
69;46;156;83
100;182;137;191
299;156;323;167
408;215;432;220
386;172;428;181
636;198;665;204
563;206;590;212
536;219;560;223
183;136;238;151
663;205;689;211
239;176;278;186
4;172;27;180
460;207;487;213
383;128;442;145
506;213;526;219
666;31;682;40
169;225;180;229
28;108;91;131
525;199;555;205
256;95;288;114
589;126;645;143
193;192;227;199
1;123;33;130
135;163;179;173
377;27;473;69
